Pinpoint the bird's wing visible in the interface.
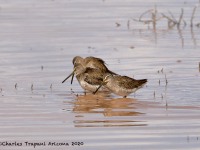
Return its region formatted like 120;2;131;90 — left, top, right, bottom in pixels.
90;56;106;65
115;76;146;89
84;68;103;85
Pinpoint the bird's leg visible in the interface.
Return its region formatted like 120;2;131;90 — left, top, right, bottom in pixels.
93;84;103;94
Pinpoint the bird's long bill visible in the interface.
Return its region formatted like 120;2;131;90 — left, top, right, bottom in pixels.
93;84;103;94
70;73;74;84
62;71;74;83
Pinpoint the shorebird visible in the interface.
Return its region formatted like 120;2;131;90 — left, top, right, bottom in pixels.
63;56;116;84
94;73;147;98
62;64;104;93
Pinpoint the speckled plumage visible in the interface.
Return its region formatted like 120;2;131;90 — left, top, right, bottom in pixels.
95;73;147;98
75;67;104;92
62;63;104;92
72;56;116;75
62;56;117;85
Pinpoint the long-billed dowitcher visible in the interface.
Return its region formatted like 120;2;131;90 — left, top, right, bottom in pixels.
94;73;147;98
62;64;104;93
63;56;116;84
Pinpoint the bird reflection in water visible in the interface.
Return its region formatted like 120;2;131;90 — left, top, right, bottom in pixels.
70;93;147;127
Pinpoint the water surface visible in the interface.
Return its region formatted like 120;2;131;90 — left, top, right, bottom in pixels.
0;0;200;149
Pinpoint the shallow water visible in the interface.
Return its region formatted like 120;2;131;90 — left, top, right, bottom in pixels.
0;0;200;149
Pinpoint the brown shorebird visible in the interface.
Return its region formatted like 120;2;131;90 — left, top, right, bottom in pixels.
62;64;104;93
62;56;116;84
94;73;147;98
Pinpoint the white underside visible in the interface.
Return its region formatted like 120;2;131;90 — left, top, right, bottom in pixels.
79;80;100;92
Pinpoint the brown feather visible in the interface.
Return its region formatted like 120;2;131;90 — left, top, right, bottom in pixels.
83;68;104;85
114;76;147;89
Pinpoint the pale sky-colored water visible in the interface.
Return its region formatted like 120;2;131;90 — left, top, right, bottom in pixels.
0;0;200;149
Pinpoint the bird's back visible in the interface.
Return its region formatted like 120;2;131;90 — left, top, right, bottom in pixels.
83;68;104;85
113;75;147;89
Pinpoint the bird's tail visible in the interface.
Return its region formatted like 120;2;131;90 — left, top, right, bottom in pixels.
139;79;147;85
136;79;147;88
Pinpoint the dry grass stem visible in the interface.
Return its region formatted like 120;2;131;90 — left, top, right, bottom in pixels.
15;83;18;89
199;62;200;72
31;84;33;91
178;8;184;28
161;68;163;74
191;6;197;27
166;100;168;108
165;74;168;85
134;6;199;30
127;20;130;29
